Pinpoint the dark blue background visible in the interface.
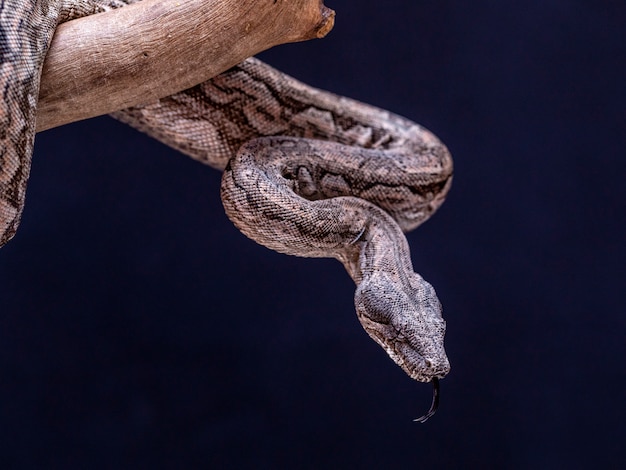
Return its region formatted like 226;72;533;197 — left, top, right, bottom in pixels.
1;1;624;467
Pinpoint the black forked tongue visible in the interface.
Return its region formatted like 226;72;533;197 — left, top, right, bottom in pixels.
414;377;440;423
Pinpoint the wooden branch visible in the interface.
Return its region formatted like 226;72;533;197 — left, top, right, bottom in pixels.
37;0;335;132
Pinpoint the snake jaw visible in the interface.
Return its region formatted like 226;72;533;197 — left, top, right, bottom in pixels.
392;336;450;382
361;318;450;383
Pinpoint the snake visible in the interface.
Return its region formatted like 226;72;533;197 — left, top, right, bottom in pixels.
1;0;453;420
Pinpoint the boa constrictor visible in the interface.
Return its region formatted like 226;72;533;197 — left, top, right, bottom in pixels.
0;0;452;419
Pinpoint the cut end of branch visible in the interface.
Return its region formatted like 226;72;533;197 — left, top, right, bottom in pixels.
315;6;335;38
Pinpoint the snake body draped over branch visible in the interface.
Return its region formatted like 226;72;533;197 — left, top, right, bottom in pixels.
1;0;453;410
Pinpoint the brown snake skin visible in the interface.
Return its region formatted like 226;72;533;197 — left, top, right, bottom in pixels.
0;0;453;401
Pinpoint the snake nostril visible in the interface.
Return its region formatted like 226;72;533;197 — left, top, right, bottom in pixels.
424;359;433;369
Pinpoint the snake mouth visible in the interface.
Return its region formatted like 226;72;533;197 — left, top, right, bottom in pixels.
391;339;450;383
356;309;450;382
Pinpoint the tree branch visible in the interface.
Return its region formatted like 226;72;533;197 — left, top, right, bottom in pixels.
37;0;335;132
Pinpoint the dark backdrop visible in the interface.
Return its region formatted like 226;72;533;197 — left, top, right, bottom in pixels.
1;1;624;468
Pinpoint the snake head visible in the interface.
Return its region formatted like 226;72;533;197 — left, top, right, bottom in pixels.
354;274;450;382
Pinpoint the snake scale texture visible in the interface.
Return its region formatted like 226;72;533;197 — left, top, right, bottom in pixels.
1;0;453;395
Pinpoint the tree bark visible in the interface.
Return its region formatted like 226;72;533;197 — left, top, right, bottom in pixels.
37;0;334;132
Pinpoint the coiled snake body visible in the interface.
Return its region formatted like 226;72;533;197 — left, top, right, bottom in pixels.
1;0;452;408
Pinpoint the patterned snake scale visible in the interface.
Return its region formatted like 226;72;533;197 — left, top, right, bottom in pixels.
1;0;453;398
